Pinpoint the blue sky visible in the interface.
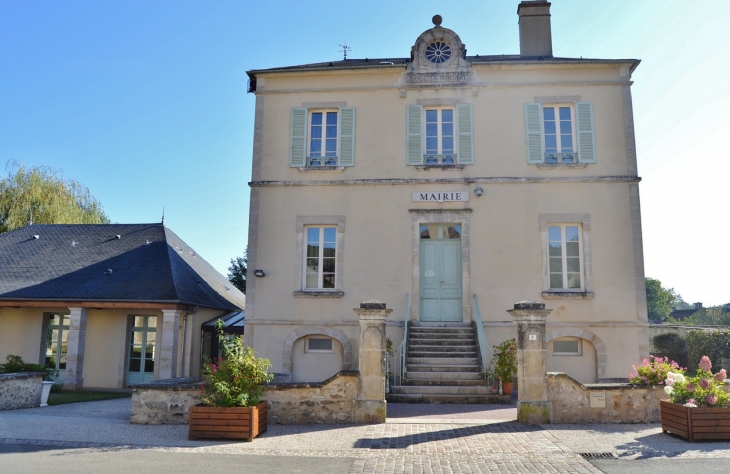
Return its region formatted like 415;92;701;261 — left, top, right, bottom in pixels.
1;1;728;304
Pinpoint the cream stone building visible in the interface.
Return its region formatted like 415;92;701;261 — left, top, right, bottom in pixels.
0;223;245;389
244;1;649;398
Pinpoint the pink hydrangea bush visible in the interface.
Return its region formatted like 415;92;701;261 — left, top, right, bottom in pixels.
628;355;684;386
663;356;729;408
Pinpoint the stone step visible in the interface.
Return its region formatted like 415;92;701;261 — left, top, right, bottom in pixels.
408;351;478;358
406;364;479;372
409;343;477;350
391;385;496;395
405;371;484;381
408;332;475;338
407;357;479;365
408;336;476;342
387;394;511;404
402;379;490;387
408;338;477;347
409;328;475;334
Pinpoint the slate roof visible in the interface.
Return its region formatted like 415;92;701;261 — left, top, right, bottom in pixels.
247;55;640;77
0;224;245;311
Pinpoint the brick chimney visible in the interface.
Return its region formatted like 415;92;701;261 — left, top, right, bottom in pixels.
517;1;553;58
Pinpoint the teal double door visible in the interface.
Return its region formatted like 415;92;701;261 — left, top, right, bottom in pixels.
420;235;463;322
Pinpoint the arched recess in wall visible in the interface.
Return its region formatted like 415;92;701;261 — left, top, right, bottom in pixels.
545;327;607;380
282;326;353;374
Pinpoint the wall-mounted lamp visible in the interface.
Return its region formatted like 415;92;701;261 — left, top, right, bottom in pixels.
474;186;484;197
253;269;266;277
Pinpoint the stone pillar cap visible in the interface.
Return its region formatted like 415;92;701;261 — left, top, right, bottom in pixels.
513;301;545;310
360;301;386;310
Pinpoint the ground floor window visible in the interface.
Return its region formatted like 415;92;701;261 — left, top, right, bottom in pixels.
45;313;69;380
127;315;157;385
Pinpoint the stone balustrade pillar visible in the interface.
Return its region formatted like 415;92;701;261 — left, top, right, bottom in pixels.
64;307;88;390
353;301;392;423
507;301;553;424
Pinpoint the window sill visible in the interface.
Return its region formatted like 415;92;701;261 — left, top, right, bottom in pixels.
536;163;588;169
542;291;595;299
297;166;345;173
293;290;345;298
415;164;466;171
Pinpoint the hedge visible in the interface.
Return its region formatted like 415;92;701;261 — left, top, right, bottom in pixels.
652;332;689;369
686;329;730;372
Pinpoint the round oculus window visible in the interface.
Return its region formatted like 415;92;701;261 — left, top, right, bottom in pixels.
425;41;452;64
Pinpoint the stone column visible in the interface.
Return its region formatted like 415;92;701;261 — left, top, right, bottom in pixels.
507;301;553;424
158;309;183;380
64;307;88;390
353;301;392;423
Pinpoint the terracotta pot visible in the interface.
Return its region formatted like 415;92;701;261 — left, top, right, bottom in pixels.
501;382;514;395
189;401;268;441
661;400;730;442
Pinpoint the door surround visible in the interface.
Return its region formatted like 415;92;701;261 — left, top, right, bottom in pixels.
409;209;472;323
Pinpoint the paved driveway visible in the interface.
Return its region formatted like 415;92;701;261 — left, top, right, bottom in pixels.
2;399;730;473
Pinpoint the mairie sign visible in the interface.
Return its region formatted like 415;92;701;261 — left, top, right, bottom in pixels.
412;191;469;202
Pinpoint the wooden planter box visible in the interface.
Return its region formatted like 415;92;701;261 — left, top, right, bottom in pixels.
189;401;268;441
661;400;730;442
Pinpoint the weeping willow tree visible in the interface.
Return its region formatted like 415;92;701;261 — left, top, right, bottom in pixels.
0;161;109;234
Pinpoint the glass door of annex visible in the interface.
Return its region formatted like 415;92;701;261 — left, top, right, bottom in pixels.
45;313;70;383
127;316;157;385
419;224;463;322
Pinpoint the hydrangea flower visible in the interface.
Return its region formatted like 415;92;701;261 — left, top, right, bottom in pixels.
686;383;695;393
699;356;712;372
714;369;727;382
665;378;675;387
706;394;718;406
673;373;685;384
687;398;697;406
699;378;711;390
664;386;673;395
684;401;697;408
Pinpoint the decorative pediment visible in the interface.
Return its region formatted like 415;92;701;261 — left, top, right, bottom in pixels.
398;15;478;88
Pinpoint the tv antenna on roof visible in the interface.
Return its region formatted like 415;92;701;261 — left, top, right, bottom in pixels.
338;43;351;60
161;206;165;225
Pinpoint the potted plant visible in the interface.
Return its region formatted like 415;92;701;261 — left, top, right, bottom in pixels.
189;321;274;441
660;356;729;442
491;339;517;395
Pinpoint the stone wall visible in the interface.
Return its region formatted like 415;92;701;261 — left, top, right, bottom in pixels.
130;377;202;425
0;373;43;411
130;371;361;425
265;370;359;424
547;372;666;423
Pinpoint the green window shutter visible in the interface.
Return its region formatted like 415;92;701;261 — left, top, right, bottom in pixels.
456;103;474;165
290;107;307;167
338;107;355;166
524;102;544;164
576;102;596;163
407;105;423;165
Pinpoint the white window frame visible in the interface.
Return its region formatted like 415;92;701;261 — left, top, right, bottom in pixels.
542;103;576;162
307;109;339;167
305;336;334;353
552;337;583;356
547;223;584;291
424;107;456;164
539;214;594;298
294;216;345;296
303;225;337;290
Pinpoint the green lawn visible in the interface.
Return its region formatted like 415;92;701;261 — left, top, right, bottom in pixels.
47;390;131;405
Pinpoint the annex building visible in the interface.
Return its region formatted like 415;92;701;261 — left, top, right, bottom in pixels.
244;1;649;397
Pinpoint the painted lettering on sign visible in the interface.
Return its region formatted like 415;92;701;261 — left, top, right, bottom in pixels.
412;191;470;202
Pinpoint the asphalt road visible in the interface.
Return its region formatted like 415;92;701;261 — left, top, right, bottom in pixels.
0;446;355;474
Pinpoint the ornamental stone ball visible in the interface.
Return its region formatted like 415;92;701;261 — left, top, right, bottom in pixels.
432;15;443;27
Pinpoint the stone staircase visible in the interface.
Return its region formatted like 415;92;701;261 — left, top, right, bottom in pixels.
388;323;511;404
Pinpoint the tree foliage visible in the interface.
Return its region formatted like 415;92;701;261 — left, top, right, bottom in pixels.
669;306;730;326
0;161;109;234
686;330;730;372
646;277;683;322
227;249;247;295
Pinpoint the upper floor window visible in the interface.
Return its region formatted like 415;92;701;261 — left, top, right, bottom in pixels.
305;226;337;289
548;224;584;290
309;111;338;166
524;102;595;165
290;107;355;168
407;104;473;166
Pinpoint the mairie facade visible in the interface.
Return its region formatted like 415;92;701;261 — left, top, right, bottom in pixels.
244;1;649;389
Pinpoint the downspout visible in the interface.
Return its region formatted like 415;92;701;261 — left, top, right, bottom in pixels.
181;306;198;377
